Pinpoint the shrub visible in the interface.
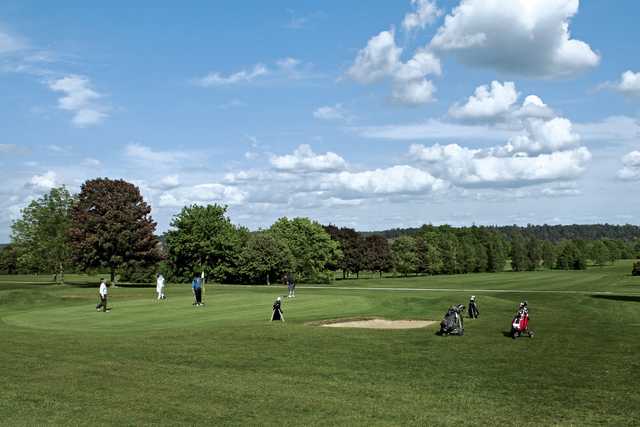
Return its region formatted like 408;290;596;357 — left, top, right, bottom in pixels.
118;263;159;283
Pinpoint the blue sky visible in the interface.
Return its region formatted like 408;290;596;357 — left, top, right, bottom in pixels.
1;0;640;241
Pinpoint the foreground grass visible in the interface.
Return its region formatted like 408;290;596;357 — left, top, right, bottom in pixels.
1;262;639;425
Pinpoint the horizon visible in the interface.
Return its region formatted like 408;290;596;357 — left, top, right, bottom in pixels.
2;1;640;242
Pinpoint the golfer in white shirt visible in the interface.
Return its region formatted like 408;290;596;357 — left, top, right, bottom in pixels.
156;273;166;300
96;278;109;312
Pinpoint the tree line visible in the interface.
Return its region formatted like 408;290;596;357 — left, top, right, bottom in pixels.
363;223;640;243
1;178;639;282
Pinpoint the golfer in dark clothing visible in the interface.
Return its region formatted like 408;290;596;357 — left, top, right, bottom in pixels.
271;297;284;321
192;275;203;306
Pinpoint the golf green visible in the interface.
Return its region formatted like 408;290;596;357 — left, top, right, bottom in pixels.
1;262;639;425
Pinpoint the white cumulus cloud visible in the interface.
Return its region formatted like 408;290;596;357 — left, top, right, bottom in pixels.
430;0;600;78
347;30;402;84
449;81;519;121
617;151;640;181
347;29;441;105
159;183;247;207
48;75;108;127
270;145;347;172
604;70;640;97
515;95;555;120
409;142;591;187
403;0;442;32
503;117;580;156
29;171;58;191
326;165;448;196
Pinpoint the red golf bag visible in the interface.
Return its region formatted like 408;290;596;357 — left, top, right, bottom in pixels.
510;307;534;339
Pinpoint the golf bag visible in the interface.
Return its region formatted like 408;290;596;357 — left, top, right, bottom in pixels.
510;306;534;339
271;298;284;322
468;297;479;319
438;304;465;336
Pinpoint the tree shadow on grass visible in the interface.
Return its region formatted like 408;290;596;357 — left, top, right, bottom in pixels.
591;294;640;303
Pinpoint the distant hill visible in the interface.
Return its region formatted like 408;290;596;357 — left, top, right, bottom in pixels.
361;224;640;242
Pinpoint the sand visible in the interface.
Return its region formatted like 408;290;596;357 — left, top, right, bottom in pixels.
320;318;437;329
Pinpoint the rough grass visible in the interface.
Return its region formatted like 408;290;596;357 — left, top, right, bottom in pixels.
1;261;639;426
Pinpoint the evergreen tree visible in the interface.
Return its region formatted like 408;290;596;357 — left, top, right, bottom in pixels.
510;234;528;272
475;243;489;273
591;241;610;266
438;233;458;274
459;238;477;273
525;238;542;271
541;241;556;269
485;232;507;272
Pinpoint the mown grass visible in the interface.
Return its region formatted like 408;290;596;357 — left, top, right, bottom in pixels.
1;261;639;425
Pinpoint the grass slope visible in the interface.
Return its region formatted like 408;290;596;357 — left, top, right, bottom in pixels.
1;261;639;425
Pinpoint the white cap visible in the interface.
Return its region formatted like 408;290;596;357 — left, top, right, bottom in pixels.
276;297;281;301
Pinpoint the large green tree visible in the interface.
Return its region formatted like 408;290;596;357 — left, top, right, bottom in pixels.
270;217;341;283
510;234;528;272
364;235;392;278
324;225;366;279
69;178;161;283
238;232;293;285
541;240;556;269
165;204;246;283
438;234;458;275
11;187;74;282
525;238;542;271
484;231;507;272
556;241;587;270
591;240;610;267
391;235;418;277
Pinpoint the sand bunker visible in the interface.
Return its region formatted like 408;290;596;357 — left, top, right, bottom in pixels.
321;318;436;330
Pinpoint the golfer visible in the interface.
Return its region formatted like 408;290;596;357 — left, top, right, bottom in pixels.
96;278;108;312
287;272;296;298
192;274;203;306
156;273;166;300
271;297;284;321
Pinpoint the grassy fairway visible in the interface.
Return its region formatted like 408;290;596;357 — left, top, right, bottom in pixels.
1;262;639;425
